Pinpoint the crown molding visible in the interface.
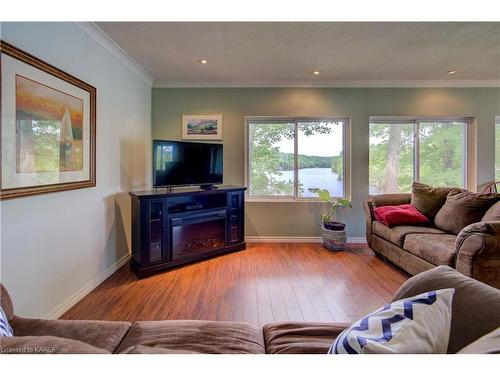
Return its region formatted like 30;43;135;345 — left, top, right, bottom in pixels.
154;79;500;88
76;22;154;86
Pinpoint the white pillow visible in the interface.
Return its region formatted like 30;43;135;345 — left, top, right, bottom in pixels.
328;288;454;354
0;306;14;337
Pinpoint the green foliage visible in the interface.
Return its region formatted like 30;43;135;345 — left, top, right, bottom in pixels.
249;122;337;196
330;151;343;179
30;120;60;172
369;122;465;193
277;152;342;175
419;123;464;186
17;119;83;172
249;123;295;196
369;123;414;193
308;188;352;223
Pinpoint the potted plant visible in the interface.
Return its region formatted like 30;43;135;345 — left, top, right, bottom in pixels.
309;188;352;250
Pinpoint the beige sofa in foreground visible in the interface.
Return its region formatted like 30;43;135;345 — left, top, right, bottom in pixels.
1;266;500;354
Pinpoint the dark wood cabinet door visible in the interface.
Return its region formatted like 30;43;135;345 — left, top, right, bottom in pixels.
227;191;244;244
143;199;169;265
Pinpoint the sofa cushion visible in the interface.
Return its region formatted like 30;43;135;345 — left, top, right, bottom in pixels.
116;320;265;354
457;328;500;354
0;335;109;354
434;189;500;234
403;233;457;266
371;235;436;275
372;221;446;248
263;322;349;354
482;201;500;221
10;317;131;353
0;283;14;321
410;182;454;220
391;266;500;353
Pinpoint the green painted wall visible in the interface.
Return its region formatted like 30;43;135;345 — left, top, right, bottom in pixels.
152;88;500;238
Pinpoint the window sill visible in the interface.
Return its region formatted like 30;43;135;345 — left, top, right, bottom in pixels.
246;198;343;203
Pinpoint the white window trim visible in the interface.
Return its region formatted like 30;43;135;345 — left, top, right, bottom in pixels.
244;116;351;203
369;116;475;192
495;117;500;182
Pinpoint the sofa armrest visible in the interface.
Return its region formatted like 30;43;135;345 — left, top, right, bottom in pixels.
363;201;375;247
455;221;500;289
363;193;411;246
390;265;500;353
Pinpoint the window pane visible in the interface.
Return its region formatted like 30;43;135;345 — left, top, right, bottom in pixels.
369;123;414;194
297;121;344;197
496;120;500;181
248;122;295;196
419;121;465;187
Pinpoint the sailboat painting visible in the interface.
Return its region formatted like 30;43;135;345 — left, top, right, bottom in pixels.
15;75;84;173
2;41;95;199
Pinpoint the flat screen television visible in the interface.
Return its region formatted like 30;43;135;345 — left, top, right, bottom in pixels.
153;140;223;189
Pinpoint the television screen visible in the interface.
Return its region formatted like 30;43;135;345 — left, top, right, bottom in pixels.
153;140;223;187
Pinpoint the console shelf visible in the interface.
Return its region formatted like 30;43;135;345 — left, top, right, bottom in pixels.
129;185;246;277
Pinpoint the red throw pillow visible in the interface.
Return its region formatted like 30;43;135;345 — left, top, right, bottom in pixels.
374;204;430;227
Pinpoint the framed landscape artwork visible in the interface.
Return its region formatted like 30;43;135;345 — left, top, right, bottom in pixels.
0;41;96;199
182;114;223;140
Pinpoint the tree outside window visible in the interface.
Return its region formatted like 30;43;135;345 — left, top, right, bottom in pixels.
369;119;468;194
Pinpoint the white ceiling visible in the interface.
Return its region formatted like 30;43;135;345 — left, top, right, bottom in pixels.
96;22;500;87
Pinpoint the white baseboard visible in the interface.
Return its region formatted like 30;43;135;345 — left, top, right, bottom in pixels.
346;237;368;243
46;253;131;319
245;236;367;244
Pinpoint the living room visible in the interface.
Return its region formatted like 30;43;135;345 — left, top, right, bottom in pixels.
1;1;500;373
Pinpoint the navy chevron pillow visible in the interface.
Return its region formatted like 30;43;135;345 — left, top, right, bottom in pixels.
329;288;454;354
0;307;13;337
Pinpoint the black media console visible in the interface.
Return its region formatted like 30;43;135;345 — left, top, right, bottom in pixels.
129;186;246;277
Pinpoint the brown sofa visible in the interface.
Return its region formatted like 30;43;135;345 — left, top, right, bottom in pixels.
364;194;500;289
1;266;500;354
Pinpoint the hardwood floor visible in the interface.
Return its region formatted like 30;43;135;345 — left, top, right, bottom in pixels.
61;243;409;326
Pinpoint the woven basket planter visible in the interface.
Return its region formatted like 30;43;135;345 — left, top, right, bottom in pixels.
321;226;347;251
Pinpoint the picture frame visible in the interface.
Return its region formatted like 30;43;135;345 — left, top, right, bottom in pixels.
182;114;223;140
1;40;96;200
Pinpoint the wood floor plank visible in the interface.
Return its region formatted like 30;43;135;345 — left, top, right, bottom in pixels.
243;289;259;326
61;243;408;326
317;310;335;322
267;282;289;322
318;288;350;322
294;287;321;322
286;307;305;322
257;303;274;326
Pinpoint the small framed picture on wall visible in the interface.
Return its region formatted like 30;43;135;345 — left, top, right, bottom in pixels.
182;114;223;140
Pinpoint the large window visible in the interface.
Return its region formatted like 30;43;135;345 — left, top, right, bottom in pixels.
369;118;469;194
496;117;500;180
246;117;348;200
